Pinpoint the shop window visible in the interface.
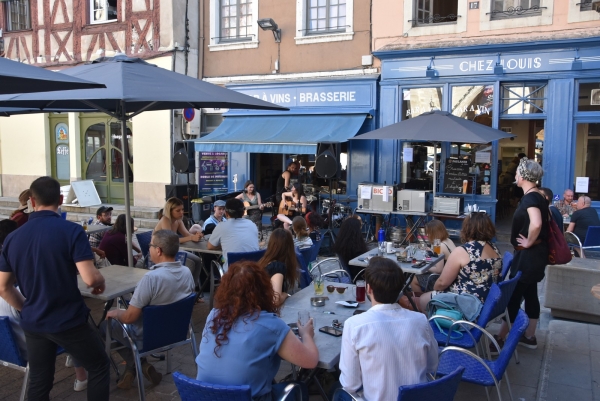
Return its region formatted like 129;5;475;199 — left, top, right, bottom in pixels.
109;122;133;182
574;123;600;199
306;0;346;34
578;82;600;112
448;143;493;195
451;85;494;126
490;0;544;20
85;123;107;182
220;0;253;42
578;0;600;12
501;83;546;115
402;87;443;121
201;113;224;135
411;0;458;26
5;0;31;31
402;143;437;191
90;0;117;24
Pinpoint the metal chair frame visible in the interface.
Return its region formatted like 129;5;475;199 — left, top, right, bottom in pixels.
309;258;351;282
565;226;600;258
210;260;225;310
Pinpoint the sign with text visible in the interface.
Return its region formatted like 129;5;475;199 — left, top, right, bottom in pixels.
575;177;589;194
198;152;228;196
443;159;470;194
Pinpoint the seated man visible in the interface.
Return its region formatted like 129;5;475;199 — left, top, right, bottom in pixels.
89;206;113;261
557;189;575;217
105;229;195;389
567;196;600;244
202;200;227;234
207;198;259;272
337;257;438;401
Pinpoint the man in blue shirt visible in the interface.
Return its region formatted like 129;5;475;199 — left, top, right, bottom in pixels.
202;200;227;234
0;177;110;401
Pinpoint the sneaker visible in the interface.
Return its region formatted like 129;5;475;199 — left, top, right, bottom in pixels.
65;355;75;368
519;334;538;349
73;379;88;392
117;370;135;390
142;362;162;385
489;335;505;356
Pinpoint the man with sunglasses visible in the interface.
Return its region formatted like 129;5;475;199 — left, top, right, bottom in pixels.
104;230;194;390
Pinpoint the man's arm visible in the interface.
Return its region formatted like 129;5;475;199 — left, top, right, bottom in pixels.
339;324;362;392
76;260;105;295
106;304;142;324
0;272;25;311
206;241;221;250
207;226;222;250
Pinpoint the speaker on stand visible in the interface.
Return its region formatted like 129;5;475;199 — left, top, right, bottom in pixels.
172;141;196;222
315;143;340;249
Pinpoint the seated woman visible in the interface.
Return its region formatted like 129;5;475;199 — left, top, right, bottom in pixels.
99;214;141;265
10;189;31;228
154;197;203;293
292;216;313;249
257;228;299;306
418;213;502;312
332;217;368;279
411;220;456;292
306;212;323;242
196;261;318;401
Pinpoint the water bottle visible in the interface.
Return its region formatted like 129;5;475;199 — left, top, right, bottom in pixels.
88;216;94;225
378;228;386;253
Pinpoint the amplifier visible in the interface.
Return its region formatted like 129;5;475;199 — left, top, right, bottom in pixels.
433;196;463;215
396;190;431;213
357;183;399;212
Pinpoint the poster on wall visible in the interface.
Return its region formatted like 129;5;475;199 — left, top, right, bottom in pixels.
198;152;228;196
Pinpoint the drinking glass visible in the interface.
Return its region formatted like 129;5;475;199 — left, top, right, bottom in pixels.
298;311;310;326
354;280;366;303
433;239;441;255
313;275;324;296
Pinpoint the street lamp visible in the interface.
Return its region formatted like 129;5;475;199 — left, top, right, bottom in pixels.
257;18;281;43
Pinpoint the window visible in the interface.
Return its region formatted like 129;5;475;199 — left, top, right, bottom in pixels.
220;0;252;42
412;0;458;26
402;87;443;120
451;85;494;124
306;0;346;34
90;0;117;24
490;0;543;20
579;0;600;12
578;82;600;112
501;83;546;114
5;0;31;31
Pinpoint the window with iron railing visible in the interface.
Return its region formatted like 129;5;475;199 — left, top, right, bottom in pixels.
578;0;600;12
489;0;545;20
410;0;458;26
306;0;346;35
219;0;253;42
501;83;547;115
6;0;31;31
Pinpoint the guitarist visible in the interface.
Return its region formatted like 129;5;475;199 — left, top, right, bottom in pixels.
279;183;308;219
275;161;299;205
235;180;264;231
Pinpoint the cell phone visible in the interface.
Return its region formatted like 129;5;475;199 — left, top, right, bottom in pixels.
288;323;299;336
353;310;366;316
319;325;343;337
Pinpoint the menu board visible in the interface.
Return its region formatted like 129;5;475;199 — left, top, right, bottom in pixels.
443;159;470;194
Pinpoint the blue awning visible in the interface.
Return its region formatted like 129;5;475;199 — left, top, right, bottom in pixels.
193;113;369;154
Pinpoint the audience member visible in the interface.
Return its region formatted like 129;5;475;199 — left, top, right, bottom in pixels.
10;189;31;228
99;214;141;266
306;212;323;242
539;187;563;227
411;220;456;292
557;189;575;217
257;228;299;305
207;198;259;271
88;206;113;260
292;216;313;249
202;200;227;234
0;176;109;401
337;257;438;401
332;218;368;279
196;261;317;401
104;230;195;389
419;212;502;311
567;195;600;244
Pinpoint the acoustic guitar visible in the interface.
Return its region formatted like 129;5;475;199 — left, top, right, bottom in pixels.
278;198;306;217
243;201;272;216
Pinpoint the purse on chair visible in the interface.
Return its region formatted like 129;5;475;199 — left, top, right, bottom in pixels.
427;299;464;339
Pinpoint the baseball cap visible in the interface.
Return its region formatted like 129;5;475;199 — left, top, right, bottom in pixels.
96;206;114;216
214;200;226;207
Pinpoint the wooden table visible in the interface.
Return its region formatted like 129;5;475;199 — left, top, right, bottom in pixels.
592;284;600;300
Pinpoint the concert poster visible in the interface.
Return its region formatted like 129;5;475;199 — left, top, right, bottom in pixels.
198;152;228;195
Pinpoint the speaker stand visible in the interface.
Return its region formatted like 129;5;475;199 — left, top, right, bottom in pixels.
322;178;336;247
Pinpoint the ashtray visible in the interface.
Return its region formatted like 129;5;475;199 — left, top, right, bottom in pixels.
310;297;328;307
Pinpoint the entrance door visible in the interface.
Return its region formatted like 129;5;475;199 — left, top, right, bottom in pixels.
81;116;133;204
49;114;70;186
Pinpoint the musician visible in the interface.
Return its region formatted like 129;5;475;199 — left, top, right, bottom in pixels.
235;180;263;231
276;161;299;204
280;183;308;218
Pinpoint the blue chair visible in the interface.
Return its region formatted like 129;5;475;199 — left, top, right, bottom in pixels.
175;251;188;266
565;226;600;258
227;249;266;265
309;258;352;284
173;372;301;401
436;310;529;401
332;366;465;401
489;272;522;363
500;251;514;282
136;231;152;258
296;239;324;288
108;294;198;401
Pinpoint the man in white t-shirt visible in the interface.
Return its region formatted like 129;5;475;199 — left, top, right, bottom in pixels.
207;198;259;271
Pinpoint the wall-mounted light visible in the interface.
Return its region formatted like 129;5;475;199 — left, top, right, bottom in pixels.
572;48;582;70
494;53;504;75
425;56;437;78
257;18;281;43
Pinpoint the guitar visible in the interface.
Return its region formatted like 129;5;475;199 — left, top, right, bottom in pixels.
243;201;272;216
279;198;306;217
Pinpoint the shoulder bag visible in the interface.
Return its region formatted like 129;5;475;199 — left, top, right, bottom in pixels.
547;214;572;265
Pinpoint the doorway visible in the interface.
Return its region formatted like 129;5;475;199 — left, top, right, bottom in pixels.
48;114;70;186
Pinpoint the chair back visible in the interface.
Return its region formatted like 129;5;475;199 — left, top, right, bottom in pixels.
227;249;266;266
141;293;196;353
583;226;600;247
175;251;188;265
490;272;521;320
397;366;465;401
173;372;252;401
500;251;514;281
0;317;26;367
493;309;529;377
136;231;153;257
472;283;502;335
296;250;312;289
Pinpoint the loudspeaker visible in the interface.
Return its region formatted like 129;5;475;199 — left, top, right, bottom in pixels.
315;143;340;179
165;184;198;213
173;141;195;173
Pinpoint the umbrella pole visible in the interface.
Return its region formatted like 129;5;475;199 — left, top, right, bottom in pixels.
120;100;134;267
433;143;437;200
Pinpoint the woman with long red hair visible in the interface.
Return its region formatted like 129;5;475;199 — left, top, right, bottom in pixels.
195;261;318;401
257;228;299;306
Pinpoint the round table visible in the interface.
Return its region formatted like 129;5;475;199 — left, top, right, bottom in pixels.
592;284;600;300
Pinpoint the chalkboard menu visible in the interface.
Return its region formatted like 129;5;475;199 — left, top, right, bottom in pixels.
443;159;470;194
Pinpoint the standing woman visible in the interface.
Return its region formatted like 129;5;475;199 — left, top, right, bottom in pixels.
236;180;264;231
496;158;549;349
154;197;204;295
276;161;299;205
